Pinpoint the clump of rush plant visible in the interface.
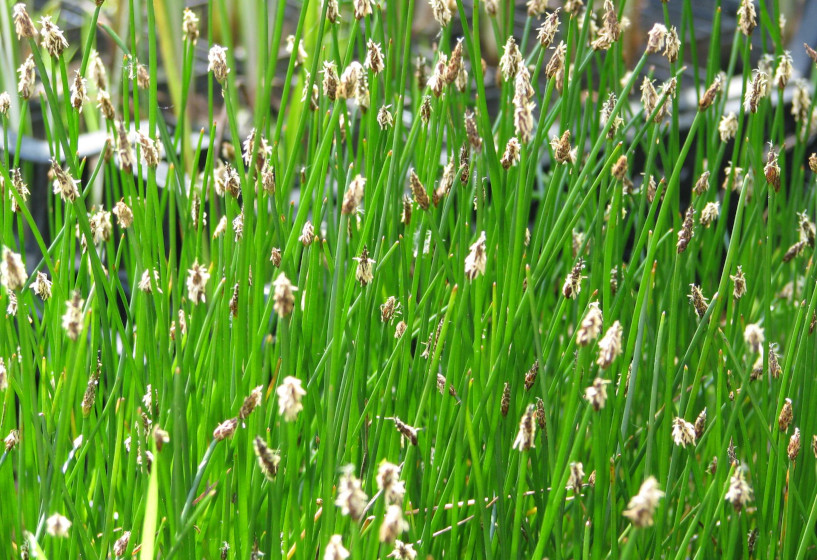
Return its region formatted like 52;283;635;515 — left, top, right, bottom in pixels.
2;0;817;558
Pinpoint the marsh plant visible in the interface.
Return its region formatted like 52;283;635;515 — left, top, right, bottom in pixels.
1;0;817;558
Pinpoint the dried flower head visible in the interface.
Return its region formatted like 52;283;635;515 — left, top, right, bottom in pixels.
499;37;522;81
699;74;722;111
4;429;20;451
300;221;316;246
342;175;365;215
688;284;709;318
577;302;603;346
354;0;374;19
273;273;297;317
562;258;585;299
694;408;707;440
62;291;84;340
322;61;339;101
585;377;610;410
1;248;26;291
354;246;376;287
365;39;385;74
567;461;585;493
646;23;668;53
699;201;720;228
501;137;521;169
17;55;36;100
213;417;238;441
788;428;801;461
208;45;230;83
550;130;575;164
39;16;68;57
672;417;696;448
380;504;409;542
779;398;793;432
13;4;37;39
764;144;780;192
46;513;72;537
725;467;753;511
623;477;664;527
336;466;368;520
512;404;537;451
730;266;746;299
537;9;561;48
718;112;739;143
69;70;88;113
388;541;417;560
186;261;210;305
253;436;281;480
409;169;430;210
775;51;793;89
744;70;768;114
597;321;623;369
744;323;764;354
464;231;487;280
677;206;694;253
113;531;131;557
737;0;757;36
182;8;200;43
29;271;51;301
51;159;80;202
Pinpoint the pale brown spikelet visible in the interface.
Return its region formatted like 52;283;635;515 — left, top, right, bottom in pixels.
324;535;349;560
698;74;722;111
499;37;522;81
676;207;694;253
1;248;26;291
253;436;281;480
646;23;667;53
562;258;584;299
535;398;546;430
62;291;84;341
17;55;36;100
512;405;536;451
719;112;739;142
694;408;707;440
186;261;210;304
737;0;757;36
39;16;69;57
400;195;412;225
82;356;101;416
611;155;628;181
113;530;131;557
501;383;511;417
13;4;37;39
182;8;200;43
788;428;801;461
700;201;720;227
577;302;603;346
778;398;793;432
584;377;609;410
273;273;297;317
730;266;746;299
501;137;521;169
596;321;623;368
783;240;807;262
342;175;365;215
546;41;566;85
394;320;407;339
567;461;585;493
662;26;680;62
464;110;482;151
688;284;708;318
764;144;781;192
379;504;409;543
4;429;20;451
393;416;419;446
213;417;238;441
409;169;430;210
335;466;368;520
524;360;540;391
744;323;764;353
51;159;80;202
692;171;711;196
768;344;782;379
537;9;561;48
672;417;696;448
70;70;88;112
239;386;263;420
725;468;753;511
550;130;575;164
623;477;664;527
464;231;487;280
208;45;230;83
354;246;375;286
322;61;339;101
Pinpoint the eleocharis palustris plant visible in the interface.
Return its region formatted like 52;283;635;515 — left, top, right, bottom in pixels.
1;0;817;558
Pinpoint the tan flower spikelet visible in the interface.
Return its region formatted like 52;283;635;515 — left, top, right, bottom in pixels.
13;4;37;39
512;405;536;451
273;273;297;317
577;302;603;346
1;248;26;291
672;417;696;448
623;476;664;527
253;436;281;480
409;169;430;210
596;321;623;368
